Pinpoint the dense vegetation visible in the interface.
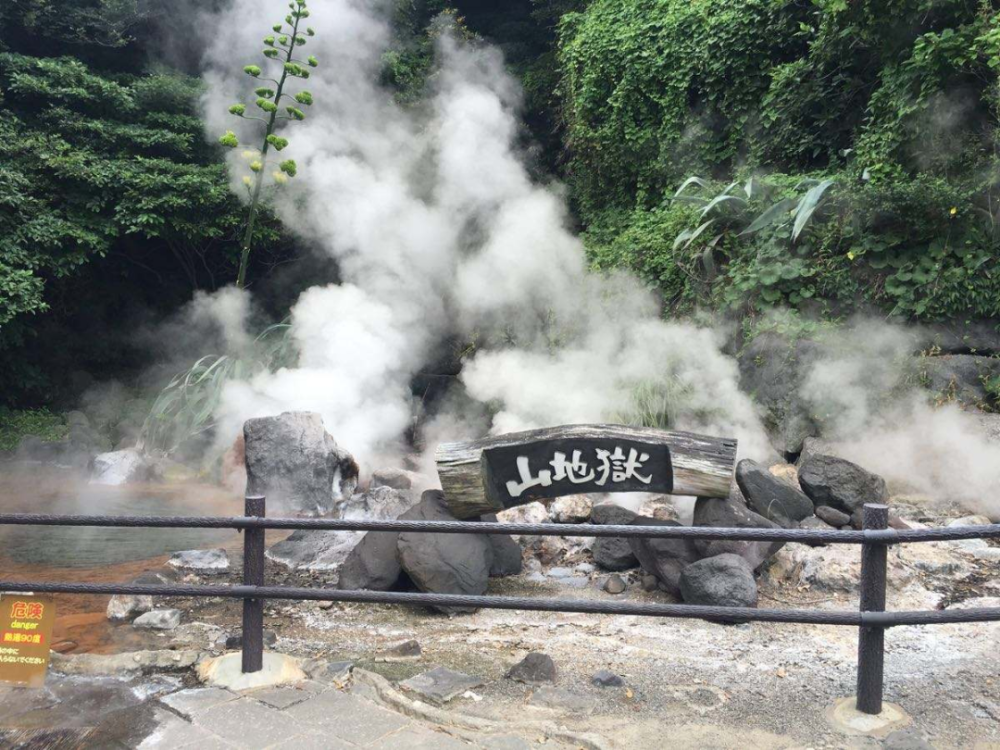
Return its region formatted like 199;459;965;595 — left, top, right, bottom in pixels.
1;0;998;426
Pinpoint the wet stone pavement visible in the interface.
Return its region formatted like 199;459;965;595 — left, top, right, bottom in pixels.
0;675;567;749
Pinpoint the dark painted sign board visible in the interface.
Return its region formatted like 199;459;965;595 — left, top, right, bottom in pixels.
482;437;673;509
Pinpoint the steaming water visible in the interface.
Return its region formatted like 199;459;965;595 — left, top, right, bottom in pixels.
0;465;241;568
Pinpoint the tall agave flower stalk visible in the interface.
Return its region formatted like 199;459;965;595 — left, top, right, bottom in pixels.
219;0;318;288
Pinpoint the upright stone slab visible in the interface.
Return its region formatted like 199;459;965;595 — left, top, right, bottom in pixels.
243;411;359;514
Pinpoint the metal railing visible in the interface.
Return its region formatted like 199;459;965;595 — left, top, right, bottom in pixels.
1;498;998;715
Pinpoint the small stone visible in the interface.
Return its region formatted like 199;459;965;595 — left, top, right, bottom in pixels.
603;574;627;595
107;594;153;622
506;652;557;684
591;669;624;688
167;548;229;573
399;667;484;705
641;575;659;592
814;505;851;527
376;639;422;663
133;609;182;631
318;601;334;610
549;494;594;523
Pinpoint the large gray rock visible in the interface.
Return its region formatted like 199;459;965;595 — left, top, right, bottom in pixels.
692;495;782;570
737;331;823;454
133;609;182;630
90;448;158;485
243;411;359;514
920;320;1000;356
679;553;757;608
397;490;493;613
336;528;404;591
628;517;700;596
798;454;888;515
735;459;814;525
269;487;413;571
479;514;523;577
591;504;640;572
337;492;424;590
919;354;1000;409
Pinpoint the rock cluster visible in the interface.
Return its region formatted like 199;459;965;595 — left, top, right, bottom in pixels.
337;490;522;613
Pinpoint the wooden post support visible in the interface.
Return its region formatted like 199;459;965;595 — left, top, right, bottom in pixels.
856;503;889;715
242;495;266;674
435;424;737;519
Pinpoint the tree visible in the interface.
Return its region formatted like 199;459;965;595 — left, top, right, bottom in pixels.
220;0;318;289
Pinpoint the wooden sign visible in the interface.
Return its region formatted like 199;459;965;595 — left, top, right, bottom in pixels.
435;424;737;518
0;594;56;688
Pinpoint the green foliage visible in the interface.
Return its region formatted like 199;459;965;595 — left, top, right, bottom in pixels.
139;323;296;455
225;0;317;289
558;0;805;219
0;408;68;452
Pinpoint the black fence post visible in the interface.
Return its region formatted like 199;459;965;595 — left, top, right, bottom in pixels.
856;503;889;714
242;495;266;674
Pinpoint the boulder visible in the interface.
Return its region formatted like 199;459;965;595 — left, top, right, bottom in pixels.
167;548;229;573
506;652;557;684
920;319;1000;355
735;459;813;524
397;490;493;613
549;495;593;524
637;495;679;522
243;411;359;514
337;528;404;591
737;331;823;454
370;467;421;491
798;515;837;546
692;496;782;570
679;554;757;608
479;514;523;577
815;505;851;527
798;454;888;515
90;448;158;485
590;504;639;572
133;609;182;630
627;517;700;596
919;354;1000;408
270;487;413;571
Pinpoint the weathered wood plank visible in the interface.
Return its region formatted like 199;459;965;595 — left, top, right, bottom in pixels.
435;424;737;519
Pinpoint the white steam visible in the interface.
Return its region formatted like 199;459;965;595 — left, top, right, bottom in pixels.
199;0;773;466
195;0;998;519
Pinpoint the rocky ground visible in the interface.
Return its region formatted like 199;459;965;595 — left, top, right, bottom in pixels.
7;490;995;749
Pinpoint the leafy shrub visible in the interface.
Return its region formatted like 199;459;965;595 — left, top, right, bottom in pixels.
0;408;68;452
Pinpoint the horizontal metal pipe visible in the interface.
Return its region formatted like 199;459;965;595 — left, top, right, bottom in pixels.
0;513;995;545
1;580;997;628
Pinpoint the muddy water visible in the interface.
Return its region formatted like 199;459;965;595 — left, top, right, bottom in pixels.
0;463;247;653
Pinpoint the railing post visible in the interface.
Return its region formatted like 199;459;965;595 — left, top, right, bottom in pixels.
242;495;265;674
856;502;889;714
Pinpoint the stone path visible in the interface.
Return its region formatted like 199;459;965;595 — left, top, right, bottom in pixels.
0;675;568;750
148;681;568;749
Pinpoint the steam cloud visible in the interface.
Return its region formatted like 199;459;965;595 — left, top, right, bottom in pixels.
195;0;999;517
199;0;773;467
